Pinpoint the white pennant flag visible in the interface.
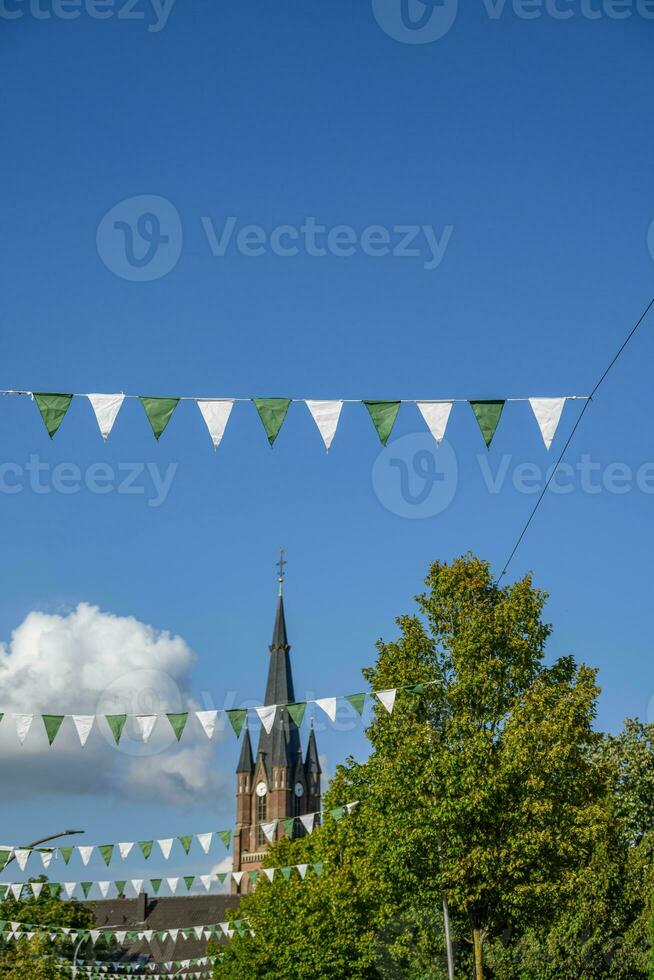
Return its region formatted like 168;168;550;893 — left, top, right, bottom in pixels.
14;850;30;872
90;929;101;944
196;833;212;855
194;926;204;939
14;714;33;745
98;881;111;898
315;697;337;722
346;801;359;813
135;715;157;743
10;884;23;900
78;846;94;866
166;877;179;894
30;882;44;899
63;882;77;898
118;842;134;861
299;813;315;834
158;838;174;860
297;863;308;879
260;820;277;843
131;880;143;894
143;930;154;943
305;400;343;451
196;400;234;450
195;710;218;740
87;394;125;441
232;871;243;886
40;850;54;870
529;397;566;450
376;689;397;714
417;402;453;444
200;875;212;892
255;704;277;734
116;931;127;943
72;715;95;748
263;868;275;882
168;929;178;942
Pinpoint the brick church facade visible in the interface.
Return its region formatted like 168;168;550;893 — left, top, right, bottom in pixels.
233;581;321;893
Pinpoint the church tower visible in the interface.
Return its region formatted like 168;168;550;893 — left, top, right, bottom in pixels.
233;555;321;893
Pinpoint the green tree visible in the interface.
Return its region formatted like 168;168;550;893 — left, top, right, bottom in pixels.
216;554;604;980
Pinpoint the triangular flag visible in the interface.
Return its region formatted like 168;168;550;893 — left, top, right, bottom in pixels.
255;704;276;734
30;882;44;899
60;847;73;865
33;393;73;438
98;845;114;867
87;394;125;440
287;702;307;727
14;714;33;744
140;397;179;440
470;400;505;448
40;850;54;870
10;884;24;901
184;876;195;892
98;881;111;898
118;842;133;861
14;850;30;872
263;868;275;882
253;398;291;446
63;883;76;899
297;864;308;879
345;693;366;716
196;400;234;450
80;882;93;898
166;878;179;894
150;879;162;895
529;397;566;450
282;818;295;838
417;402;453;444
158;839;174;860
260;821;277;844
195;710;218;740
72;715;94;747
314;862;324;877
196;833;212;855
329;806;346;822
135;715;157;743
299;813;315;834
115;881;126;896
280;867;292;881
363;401;401;445
226;709;247;738
200;875;212;892
217;830;231;849
78;846;94;866
138;841;153;860
232;872;243;886
42;714;65;746
166;712;188;741
376;689;397;714
131;880;143;894
305;400;343;451
179;835;193;855
105;714;127;744
315;697;337;722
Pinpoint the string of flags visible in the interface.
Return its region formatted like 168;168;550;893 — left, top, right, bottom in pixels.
0;802;357;871
2;391;586;449
0;681;423;748
60;968;214;980
0;859;327;902
0;916;249;945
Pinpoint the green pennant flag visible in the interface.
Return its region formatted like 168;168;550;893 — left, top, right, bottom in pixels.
226;709;247;738
217;830;231;849
345;693;366;716
184;876;195;892
48;883;61;898
33;393;73;438
105;714;127;744
179;835;193;855
126;931;138;942
138;841;154;860
363;400;401;445
313;862;324;877
166;713;188;741
216;873;227;884
404;683;425;695
60;847;73;865
81;882;93;898
248;870;258;884
42;714;65;746
155;930;166;940
287;702;307;727
280;867;292;881
282;818;295;838
0;851;11;872
103;930;113;943
150;879;162;894
253;398;291;446
329;805;346;822
98;845;114;867
140;396;179;440
115;881;126;896
470;400;505;448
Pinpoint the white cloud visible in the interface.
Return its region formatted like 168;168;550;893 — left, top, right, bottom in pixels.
0;602;224;803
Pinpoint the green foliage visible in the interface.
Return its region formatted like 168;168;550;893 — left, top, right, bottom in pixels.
0;937;65;979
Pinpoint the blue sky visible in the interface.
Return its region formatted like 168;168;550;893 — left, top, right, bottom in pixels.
0;0;653;884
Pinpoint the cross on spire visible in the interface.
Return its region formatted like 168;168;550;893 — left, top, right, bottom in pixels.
277;548;287;596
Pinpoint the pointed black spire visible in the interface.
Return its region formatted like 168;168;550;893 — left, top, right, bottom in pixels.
305;721;321;774
236;725;254;774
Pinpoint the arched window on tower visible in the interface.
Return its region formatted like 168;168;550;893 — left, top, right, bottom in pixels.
256;792;267;847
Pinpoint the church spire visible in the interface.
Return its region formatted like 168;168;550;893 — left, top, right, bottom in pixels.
236;723;254;773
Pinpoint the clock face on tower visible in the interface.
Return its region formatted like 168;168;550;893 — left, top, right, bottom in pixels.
294;782;305;798
256;781;267;798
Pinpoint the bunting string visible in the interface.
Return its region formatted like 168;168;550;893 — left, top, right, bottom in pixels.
0;915;249;944
0;391;587;450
